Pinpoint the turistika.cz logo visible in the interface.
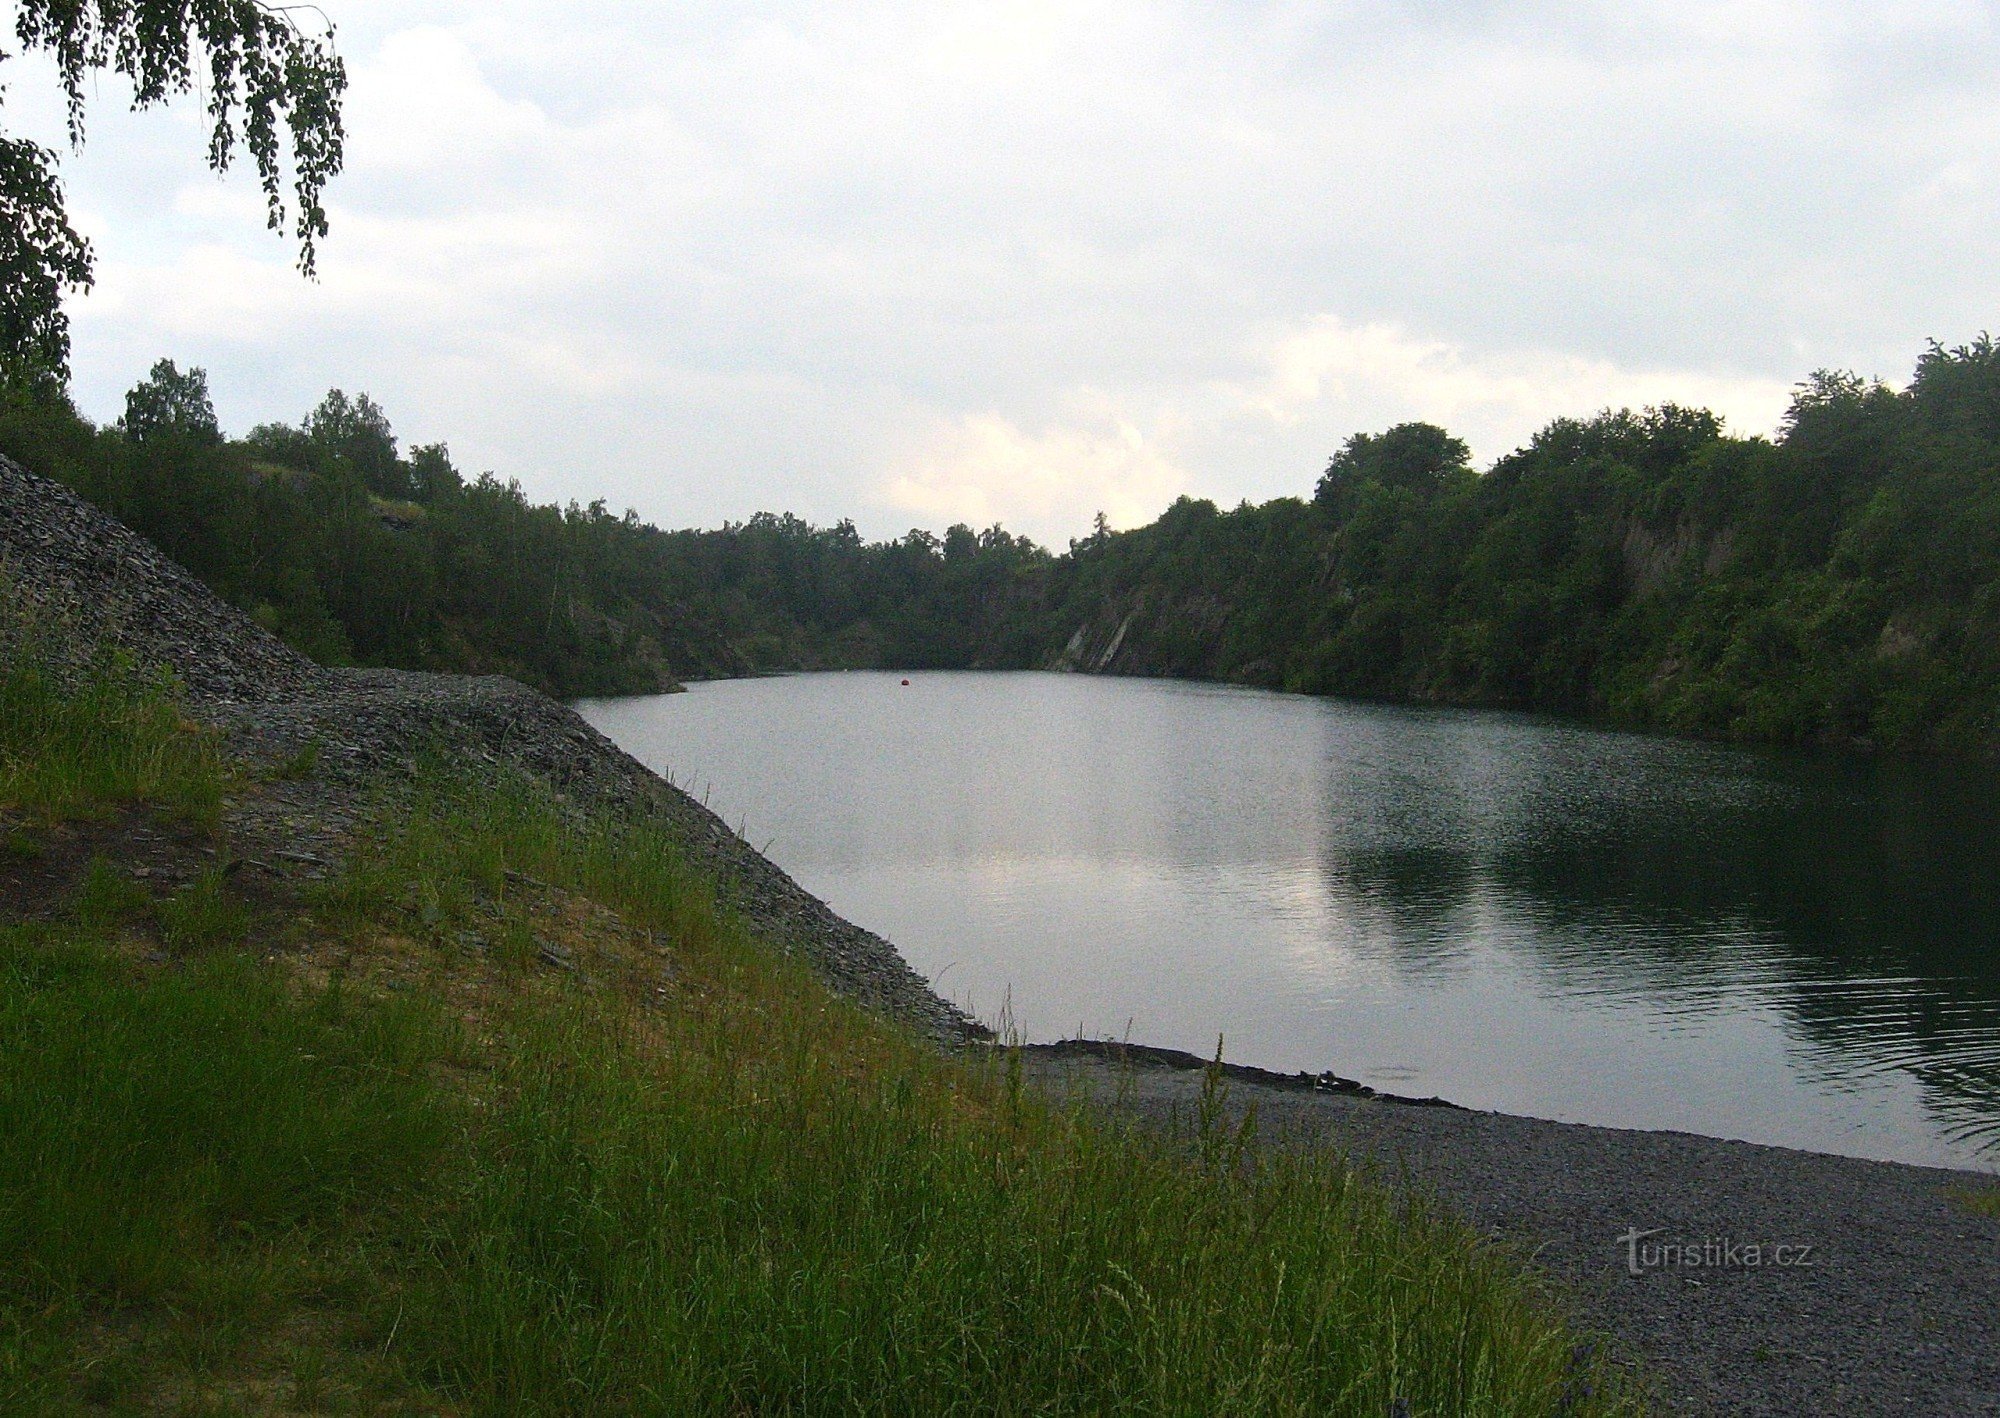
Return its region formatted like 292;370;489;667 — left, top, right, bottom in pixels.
1616;1227;1817;1276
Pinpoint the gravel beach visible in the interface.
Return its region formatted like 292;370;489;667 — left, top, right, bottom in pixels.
1021;1041;2000;1415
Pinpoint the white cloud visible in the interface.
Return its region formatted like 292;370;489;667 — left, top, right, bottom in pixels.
14;0;2000;545
1235;316;1796;463
882;399;1191;538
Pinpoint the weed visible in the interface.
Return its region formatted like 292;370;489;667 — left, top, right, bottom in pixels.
271;739;322;782
291;1342;330;1411
490;915;539;971
156;868;251;953
1951;1186;2000;1220
71;855;151;931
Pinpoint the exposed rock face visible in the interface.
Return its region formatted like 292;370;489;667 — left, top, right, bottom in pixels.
1048;591;1261;685
0;454;981;1041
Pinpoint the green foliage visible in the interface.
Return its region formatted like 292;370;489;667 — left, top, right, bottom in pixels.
306;387;403;497
1;1;346;384
419;1003;1619;1414
1025;349;2000;754
13;0;346;265
3;379;1055;695
0;933;447;1305
121;357;220;447
1315;420;1473;508
0;119;93;394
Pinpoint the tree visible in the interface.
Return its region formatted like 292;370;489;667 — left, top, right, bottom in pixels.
1314;422;1472;508
407;442;462;503
0;115;92;392
307;388;402;497
1;1;346;387
121;358;220;445
942;522;978;562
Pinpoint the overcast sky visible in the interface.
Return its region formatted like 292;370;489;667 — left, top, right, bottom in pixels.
9;1;1999;544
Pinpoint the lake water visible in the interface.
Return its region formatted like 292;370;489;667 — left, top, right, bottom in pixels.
578;671;2000;1172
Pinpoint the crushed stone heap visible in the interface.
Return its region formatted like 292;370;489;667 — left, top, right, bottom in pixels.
0;453;981;1041
0;455;326;703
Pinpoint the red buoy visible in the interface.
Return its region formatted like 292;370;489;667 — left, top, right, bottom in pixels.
901;678;911;686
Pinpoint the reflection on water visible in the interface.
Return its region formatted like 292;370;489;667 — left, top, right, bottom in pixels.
579;671;2000;1171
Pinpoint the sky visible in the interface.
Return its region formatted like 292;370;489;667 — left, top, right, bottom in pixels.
7;1;2000;546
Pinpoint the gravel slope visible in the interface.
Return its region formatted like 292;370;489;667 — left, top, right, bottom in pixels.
1022;1043;2000;1415
0;455;981;1040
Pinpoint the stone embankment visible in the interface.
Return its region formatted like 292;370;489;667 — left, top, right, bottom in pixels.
0;456;980;1041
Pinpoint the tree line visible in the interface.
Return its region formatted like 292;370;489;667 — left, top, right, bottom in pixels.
4;336;1997;752
0;364;1049;695
1030;340;2000;755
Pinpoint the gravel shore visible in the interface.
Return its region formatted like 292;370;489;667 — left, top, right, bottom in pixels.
1021;1041;2000;1415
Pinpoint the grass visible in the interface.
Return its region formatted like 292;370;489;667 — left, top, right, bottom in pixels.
0;918;449;1413
0;599;224;827
0;639;1641;1414
1952;1186;2000;1220
0;936;446;1305
155;866;253;953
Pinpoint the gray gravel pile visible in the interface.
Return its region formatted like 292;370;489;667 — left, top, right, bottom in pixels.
213;668;981;1039
0;456;979;1041
0;455;327;702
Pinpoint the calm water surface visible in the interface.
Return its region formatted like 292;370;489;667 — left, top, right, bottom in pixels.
579;672;2000;1172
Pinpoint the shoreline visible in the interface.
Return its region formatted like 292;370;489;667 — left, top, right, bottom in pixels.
1011;1037;2000;1178
1019;1044;2000;1415
574;662;2000;765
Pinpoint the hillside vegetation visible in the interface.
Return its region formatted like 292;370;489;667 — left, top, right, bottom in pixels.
0;368;1046;697
1038;343;2000;754
0;601;1634;1413
5;337;1998;751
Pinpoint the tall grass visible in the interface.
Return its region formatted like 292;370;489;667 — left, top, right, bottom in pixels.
0;600;223;825
0;665;1636;1412
0;932;448;1306
347;777;1634;1415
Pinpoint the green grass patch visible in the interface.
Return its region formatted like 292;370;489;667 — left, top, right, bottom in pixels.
0;922;450;1410
336;774;1637;1415
0;602;225;827
1952;1186;2000;1220
269;738;322;782
69;853;152;930
0;933;448;1304
0;748;1637;1412
155;866;252;953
